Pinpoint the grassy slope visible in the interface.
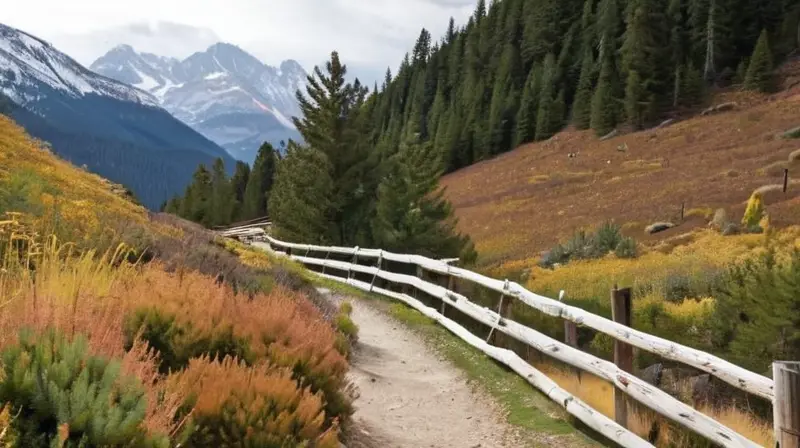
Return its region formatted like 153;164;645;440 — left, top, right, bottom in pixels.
441;90;800;264
0;115;160;245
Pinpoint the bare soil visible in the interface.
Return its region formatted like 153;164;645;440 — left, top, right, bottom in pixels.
334;293;524;448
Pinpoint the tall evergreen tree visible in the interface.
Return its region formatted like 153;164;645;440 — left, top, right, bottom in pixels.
744;29;775;92
572;50;596;129
372;137;475;261
182;164;212;224
591;58;620;136
242;142;276;220
209;158;234;227
268;143;334;244
535;53;559;141
515;63;543;146
291;51;376;245
229;161;250;222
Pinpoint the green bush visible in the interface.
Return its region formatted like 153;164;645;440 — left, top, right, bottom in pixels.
335;312;359;342
614;237;638;259
0;169;60;217
540;222;636;268
339;301;354;316
124;308;252;374
711;249;800;373
0;330;167;448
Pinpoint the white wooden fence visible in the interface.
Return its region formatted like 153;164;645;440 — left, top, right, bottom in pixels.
221;227;781;448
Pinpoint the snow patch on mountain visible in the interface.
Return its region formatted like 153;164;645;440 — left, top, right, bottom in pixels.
0;24;158;107
90;42;307;162
204;71;226;80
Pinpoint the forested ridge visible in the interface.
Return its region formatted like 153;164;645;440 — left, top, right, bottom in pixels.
167;0;800;259
366;0;800;172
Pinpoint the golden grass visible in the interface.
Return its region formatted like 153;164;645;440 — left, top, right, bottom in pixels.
528;174;551;184
537;363;774;447
758;160;788;177
522;229;770;303
684;207;714;220
0;117;147;234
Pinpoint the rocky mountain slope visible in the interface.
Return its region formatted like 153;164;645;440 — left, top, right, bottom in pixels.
91;43;306;163
0;22;236;209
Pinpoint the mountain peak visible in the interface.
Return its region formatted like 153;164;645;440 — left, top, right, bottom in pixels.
1;22;157;106
280;59;305;74
91;41;306;164
110;43;136;54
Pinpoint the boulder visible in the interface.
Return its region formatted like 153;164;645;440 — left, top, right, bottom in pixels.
600;129;619;141
645;222;675;234
639;363;664;386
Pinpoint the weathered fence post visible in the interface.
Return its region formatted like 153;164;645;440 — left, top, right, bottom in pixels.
369;251;383;292
348;248;359;281
440;271;455;316
488;280;512;346
612;285;634;429
564;320;581;381
785;168;790;193
774;361;800;448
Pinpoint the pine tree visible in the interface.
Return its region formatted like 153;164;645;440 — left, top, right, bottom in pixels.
535;54;559;141
515;63;543;146
209;158;234;227
293;51;376;244
572;50;595;129
744;29;774;92
552;89;566;133
487;43;520;156
230;161;250;221
268;143;334;244
242;142;276;220
680;62;708;106
591;58;619;136
621;0;668;129
184;165;212;224
372;138;475;260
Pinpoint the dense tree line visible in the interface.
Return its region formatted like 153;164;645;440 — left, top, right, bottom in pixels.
163;142;276;227
168;0;799;258
166;53;476;261
366;0;800;172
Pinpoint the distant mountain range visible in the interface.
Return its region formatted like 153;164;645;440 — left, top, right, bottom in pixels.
90;43;306;163
0;23;237;209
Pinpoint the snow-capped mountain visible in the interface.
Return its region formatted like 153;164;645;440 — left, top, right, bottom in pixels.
0;26;159;108
0;23;236;209
91;43;307;163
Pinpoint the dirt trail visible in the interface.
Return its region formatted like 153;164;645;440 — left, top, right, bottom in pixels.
321;289;522;448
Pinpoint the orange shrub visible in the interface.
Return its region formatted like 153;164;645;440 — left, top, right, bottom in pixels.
169;356;340;447
0;219;350;443
124;266;352;425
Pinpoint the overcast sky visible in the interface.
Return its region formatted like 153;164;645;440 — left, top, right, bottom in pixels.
4;0;476;86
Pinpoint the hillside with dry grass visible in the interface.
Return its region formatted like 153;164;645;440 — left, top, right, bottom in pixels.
0;115;356;447
442;89;800;265
436;79;800;446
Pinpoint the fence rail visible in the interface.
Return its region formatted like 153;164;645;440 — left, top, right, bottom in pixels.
225;228;781;448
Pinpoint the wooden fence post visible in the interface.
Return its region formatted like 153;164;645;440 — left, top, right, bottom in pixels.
612;286;633;429
488;280;512;347
441;273;455;316
785;168;790;193
564;320;581;381
774;361;800;448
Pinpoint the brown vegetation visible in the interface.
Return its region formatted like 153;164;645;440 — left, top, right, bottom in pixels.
441;91;800;264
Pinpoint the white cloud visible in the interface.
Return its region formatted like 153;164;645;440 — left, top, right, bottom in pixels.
3;0;475;85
